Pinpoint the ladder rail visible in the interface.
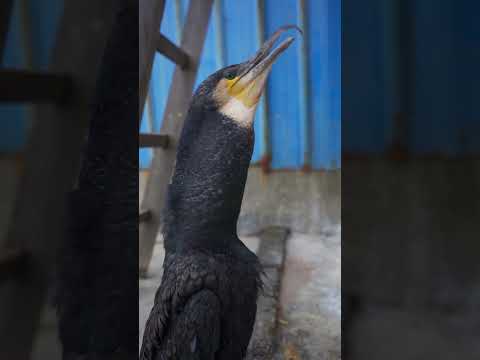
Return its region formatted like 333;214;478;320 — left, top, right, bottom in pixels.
139;0;214;275
139;0;166;122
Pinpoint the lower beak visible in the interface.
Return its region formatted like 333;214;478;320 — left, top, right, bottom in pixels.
227;25;301;108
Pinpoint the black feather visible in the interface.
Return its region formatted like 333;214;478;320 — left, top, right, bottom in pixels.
56;2;138;358
141;67;262;359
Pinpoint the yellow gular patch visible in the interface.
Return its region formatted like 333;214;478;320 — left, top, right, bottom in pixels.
226;77;262;108
225;77;240;93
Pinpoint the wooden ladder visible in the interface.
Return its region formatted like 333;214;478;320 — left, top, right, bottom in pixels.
139;0;214;276
0;2;120;358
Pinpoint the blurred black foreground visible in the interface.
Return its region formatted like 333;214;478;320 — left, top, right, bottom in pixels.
57;1;138;359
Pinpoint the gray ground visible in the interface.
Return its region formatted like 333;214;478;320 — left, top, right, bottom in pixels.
139;225;341;360
276;229;341;360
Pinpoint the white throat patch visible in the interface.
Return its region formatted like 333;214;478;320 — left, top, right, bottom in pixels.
219;98;257;127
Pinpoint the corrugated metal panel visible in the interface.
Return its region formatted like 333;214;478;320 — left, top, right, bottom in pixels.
141;0;341;170
0;0;63;152
343;0;480;156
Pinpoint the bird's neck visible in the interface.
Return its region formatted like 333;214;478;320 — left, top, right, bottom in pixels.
164;107;254;253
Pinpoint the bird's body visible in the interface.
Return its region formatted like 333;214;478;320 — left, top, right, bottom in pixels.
143;246;260;360
57;3;138;359
141;25;300;360
141;85;262;360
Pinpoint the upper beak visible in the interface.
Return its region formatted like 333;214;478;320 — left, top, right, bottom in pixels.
227;25;302;107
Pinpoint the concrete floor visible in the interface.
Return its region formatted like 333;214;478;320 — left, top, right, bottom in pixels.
139;226;341;359
276;228;341;360
31;305;62;360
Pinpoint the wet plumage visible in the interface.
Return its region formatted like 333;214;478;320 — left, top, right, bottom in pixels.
140;25;299;360
57;3;138;359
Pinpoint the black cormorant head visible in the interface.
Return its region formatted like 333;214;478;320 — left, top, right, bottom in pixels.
165;25;301;251
190;25;302;127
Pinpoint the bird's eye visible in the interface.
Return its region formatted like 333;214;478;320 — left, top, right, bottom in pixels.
225;73;236;80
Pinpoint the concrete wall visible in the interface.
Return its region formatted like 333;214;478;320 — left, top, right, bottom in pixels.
344;158;480;359
140;167;341;236
239;168;340;235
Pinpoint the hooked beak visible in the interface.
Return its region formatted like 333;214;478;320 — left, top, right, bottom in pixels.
226;25;302;108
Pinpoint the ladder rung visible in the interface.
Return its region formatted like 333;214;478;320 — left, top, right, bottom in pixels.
156;33;190;69
0;69;72;104
0;249;28;283
139;133;169;148
139;210;152;222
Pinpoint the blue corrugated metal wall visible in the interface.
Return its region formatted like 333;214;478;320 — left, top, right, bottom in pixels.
4;1;478;162
343;0;480;156
140;0;342;170
0;0;63;152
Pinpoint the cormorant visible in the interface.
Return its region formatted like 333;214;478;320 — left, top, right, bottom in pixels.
57;2;138;359
140;25;300;360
